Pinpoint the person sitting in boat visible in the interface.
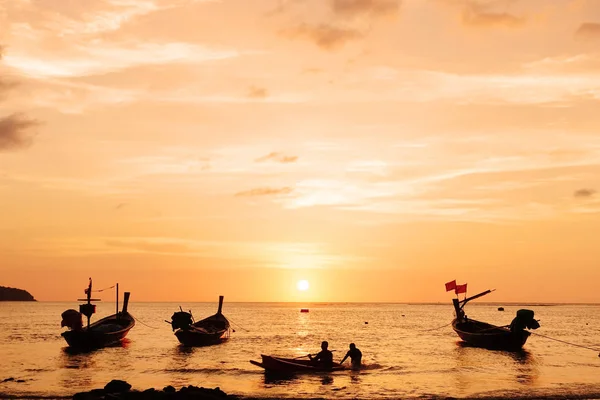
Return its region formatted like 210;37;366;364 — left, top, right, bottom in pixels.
309;341;333;369
340;343;362;369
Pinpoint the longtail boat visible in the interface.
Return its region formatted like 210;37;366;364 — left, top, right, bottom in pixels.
250;354;345;374
61;278;135;349
170;296;231;346
451;289;540;351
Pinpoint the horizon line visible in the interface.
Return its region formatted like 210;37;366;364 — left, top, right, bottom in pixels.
13;300;600;306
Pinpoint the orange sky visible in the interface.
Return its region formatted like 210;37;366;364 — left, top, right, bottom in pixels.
1;0;600;303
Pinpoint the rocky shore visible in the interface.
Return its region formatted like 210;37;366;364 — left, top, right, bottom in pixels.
72;380;238;400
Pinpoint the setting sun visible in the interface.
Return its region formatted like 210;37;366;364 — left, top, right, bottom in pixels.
296;280;310;291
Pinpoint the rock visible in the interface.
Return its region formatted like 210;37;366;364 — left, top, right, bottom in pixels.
73;382;231;400
104;379;132;393
163;385;176;394
73;388;105;400
73;391;99;400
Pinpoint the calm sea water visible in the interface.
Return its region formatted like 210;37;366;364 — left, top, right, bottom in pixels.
1;301;599;399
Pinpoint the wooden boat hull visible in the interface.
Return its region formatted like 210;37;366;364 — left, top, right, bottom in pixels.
174;313;230;347
452;318;530;351
250;355;345;374
62;312;135;349
175;328;228;346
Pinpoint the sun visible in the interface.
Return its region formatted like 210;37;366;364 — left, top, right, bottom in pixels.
296;280;310;291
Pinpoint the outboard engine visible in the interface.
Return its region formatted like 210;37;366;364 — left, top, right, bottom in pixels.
510;309;540;332
61;309;83;331
171;311;193;331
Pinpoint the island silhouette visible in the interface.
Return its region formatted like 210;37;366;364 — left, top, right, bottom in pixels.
0;286;36;301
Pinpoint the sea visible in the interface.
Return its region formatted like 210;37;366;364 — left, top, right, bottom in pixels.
1;301;599;399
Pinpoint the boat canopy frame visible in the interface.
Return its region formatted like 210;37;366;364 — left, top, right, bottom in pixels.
452;289;495;321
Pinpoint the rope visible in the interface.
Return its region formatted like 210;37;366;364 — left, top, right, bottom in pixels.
531;332;600;355
227;317;250;332
94;285;116;293
133;315;160;329
419;322;452;332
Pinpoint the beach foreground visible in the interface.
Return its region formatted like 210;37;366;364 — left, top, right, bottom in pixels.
4;380;600;400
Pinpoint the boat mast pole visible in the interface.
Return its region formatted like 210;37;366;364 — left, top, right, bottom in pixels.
86;278;92;328
116;283;119;319
452;298;464;321
217;295;224;314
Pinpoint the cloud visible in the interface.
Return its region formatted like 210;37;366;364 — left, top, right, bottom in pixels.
247;86;268;99
266;0;308;16
331;0;400;17
0;114;39;151
235;187;294;197
255;152;298;163
574;188;596;198
0;79;17;96
105;239;196;255
284;24;362;50
575;23;600;39
462;2;524;28
4;43;241;78
114;202;128;210
0;46;18;98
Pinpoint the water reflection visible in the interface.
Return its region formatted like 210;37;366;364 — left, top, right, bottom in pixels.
175;345;196;357
349;371;362;384
509;350;539;385
263;373;298;386
296;312;310;337
165;346;196;373
453;342;539;391
59;349;97;369
58;348;96;389
61;339;131;356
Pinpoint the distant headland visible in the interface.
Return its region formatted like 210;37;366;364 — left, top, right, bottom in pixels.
0;286;36;301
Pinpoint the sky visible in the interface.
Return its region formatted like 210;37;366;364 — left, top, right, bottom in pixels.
1;0;600;303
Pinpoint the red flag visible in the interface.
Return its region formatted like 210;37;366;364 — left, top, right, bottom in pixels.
455;283;467;295
445;280;457;292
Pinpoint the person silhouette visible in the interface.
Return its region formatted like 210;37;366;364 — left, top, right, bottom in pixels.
309;340;333;369
340;343;362;368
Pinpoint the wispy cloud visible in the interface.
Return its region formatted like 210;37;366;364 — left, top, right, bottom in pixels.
105;238;198;254
331;0;400;17
114;202;128;210
4;43;241;78
0;114;39;151
283;24;363;50
255;152;298;163
235;187;294;197
7;0;212;38
574;188;596;198
461;1;524;28
247;86;269;99
575;23;600;39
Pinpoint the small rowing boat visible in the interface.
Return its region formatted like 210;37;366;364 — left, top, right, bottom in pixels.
250;354;345;374
451;288;540;351
170;296;231;346
60;278;135;350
